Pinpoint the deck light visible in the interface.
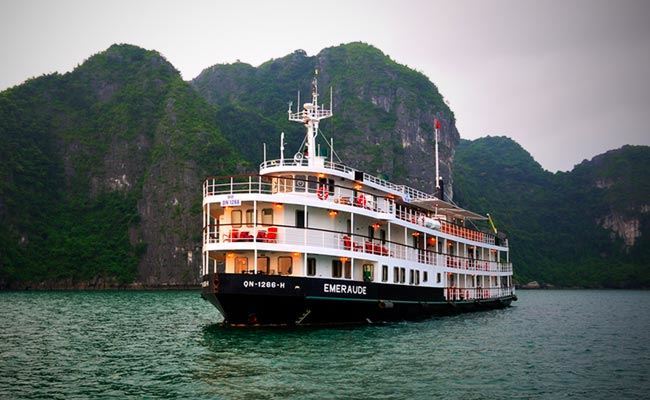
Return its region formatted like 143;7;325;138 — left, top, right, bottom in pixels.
328;209;338;217
274;203;283;208
354;183;362;190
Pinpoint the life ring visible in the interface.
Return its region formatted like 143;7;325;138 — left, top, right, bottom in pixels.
356;194;367;208
317;185;329;200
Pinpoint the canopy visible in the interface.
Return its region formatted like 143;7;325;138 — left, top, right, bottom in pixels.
411;198;488;221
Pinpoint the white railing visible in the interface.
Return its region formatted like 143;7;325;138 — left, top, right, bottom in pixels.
445;286;516;301
203;176;500;247
203;225;512;273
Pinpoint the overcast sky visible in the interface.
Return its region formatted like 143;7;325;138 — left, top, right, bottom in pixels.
1;0;648;172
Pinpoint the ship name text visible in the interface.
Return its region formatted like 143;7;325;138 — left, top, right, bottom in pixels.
324;283;367;295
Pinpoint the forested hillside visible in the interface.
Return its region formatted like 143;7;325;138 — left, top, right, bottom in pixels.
454;137;649;287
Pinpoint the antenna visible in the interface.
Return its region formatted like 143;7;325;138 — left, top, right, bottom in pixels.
288;71;333;166
330;86;333;112
263;142;267;163
434;118;441;190
280;132;285;165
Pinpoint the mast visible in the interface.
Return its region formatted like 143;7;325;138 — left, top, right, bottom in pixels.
288;70;333;166
434;118;441;189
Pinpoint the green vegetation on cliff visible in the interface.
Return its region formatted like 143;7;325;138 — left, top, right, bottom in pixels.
454;137;649;288
0;44;242;288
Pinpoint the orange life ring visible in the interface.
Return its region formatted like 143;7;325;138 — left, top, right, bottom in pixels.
317;185;329;200
356;194;367;208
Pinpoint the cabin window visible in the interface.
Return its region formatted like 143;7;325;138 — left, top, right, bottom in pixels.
328;179;335;194
400;267;406;283
344;260;352;279
412;235;418;248
415;270;420;285
409;269;414;285
368;226;374;239
235;257;248;273
231;210;242;227
296;209;306;228
278;256;293;275
261;208;273;225
332;260;343;278
307;257;316;276
245;209;254;227
346;219;352;234
437;272;441;283
380;229;386;244
363;264;374;282
393;267;399;283
382;265;388;282
423;271;428;282
294;175;306;192
257;257;270;274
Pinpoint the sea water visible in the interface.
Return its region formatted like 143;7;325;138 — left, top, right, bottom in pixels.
1;290;648;399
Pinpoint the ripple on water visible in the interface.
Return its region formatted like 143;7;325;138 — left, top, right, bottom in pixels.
0;290;649;399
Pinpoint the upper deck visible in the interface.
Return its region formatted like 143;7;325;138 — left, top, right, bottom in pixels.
203;172;504;248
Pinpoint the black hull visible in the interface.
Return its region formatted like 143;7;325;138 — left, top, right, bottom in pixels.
201;273;516;326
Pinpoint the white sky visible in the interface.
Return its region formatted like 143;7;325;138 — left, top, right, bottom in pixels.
1;0;649;172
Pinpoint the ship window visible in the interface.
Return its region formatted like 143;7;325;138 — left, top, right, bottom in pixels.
328;178;335;194
294;175;306;192
382;265;388;282
245;209;254;227
400;267;406;283
296;209;306;228
380;229;386;244
332;260;343;278
307;176;318;193
278;256;293;275
257;257;269;274
346;219;352;234
363;264;374;282
409;269;414;285
415;270;420;285
279;177;291;193
235;257;248;274
307;257;316;276
231;210;242;227
261;208;273;225
368;226;374;239
423;271;428;282
393;267;399;283
437;272;441;283
344;260;352;279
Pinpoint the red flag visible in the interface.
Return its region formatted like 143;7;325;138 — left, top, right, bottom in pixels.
434;118;441;130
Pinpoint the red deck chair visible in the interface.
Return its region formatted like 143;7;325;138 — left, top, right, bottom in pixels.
266;227;278;243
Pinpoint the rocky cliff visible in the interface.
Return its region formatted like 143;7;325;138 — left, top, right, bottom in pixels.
192;43;460;199
0;44;242;288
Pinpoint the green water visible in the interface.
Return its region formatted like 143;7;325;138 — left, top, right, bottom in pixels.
0;290;648;399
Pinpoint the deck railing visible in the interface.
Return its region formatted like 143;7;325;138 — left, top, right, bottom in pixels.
203;224;512;273
445;286;515;301
203;175;499;247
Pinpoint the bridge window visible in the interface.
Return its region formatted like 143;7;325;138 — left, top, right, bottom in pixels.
278;256;293;275
294;175;306;192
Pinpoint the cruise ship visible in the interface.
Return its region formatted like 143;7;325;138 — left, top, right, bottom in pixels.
201;74;516;326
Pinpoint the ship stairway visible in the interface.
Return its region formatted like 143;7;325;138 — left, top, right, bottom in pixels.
295;309;312;325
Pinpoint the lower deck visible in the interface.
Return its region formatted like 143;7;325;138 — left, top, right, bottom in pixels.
202;272;516;326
